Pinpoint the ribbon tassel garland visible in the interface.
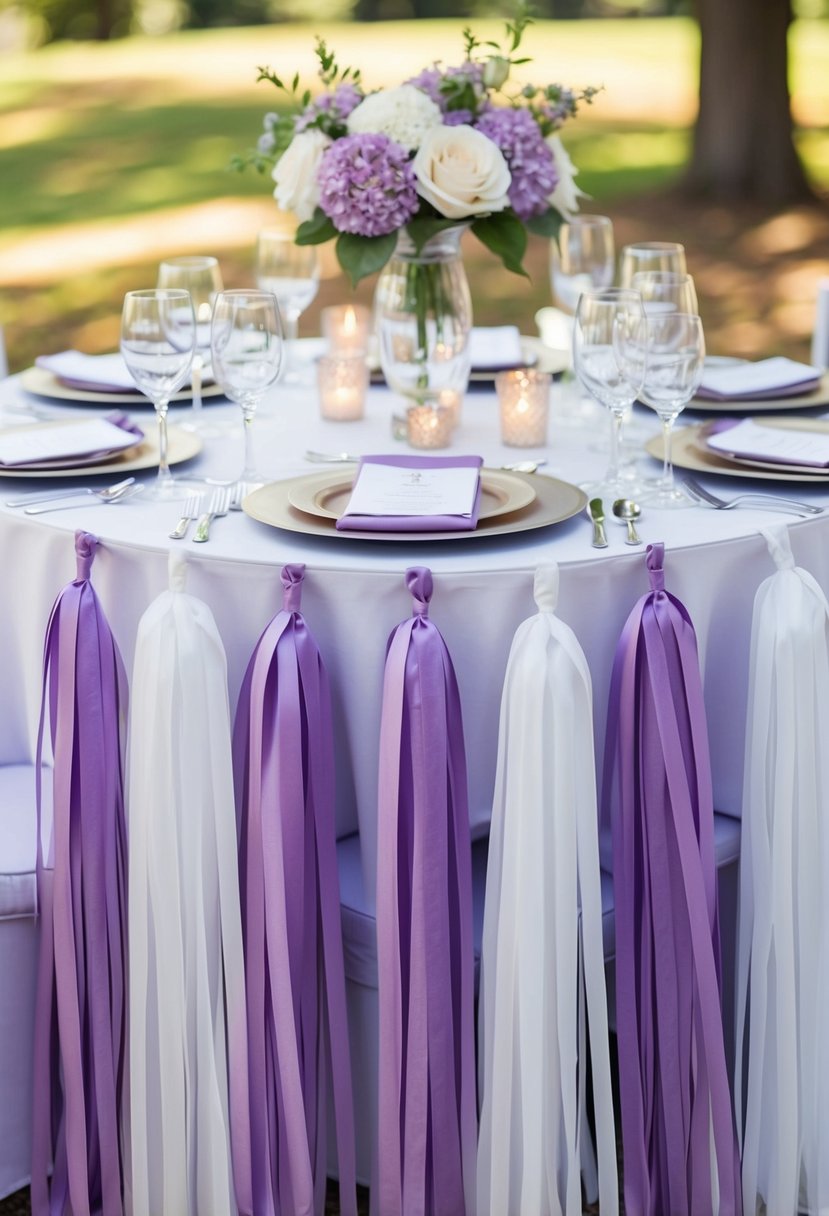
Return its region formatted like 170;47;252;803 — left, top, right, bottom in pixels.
477;564;618;1216
376;567;477;1216
736;525;829;1216
126;552;251;1216
233;563;357;1216
603;542;741;1216
31;531;128;1216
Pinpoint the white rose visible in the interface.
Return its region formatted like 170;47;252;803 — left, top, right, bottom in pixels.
546;133;588;220
346;85;442;152
413;125;511;220
271;129;331;222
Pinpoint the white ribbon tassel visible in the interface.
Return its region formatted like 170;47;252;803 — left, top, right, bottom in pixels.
736;524;829;1216
126;552;249;1216
477;564;618;1216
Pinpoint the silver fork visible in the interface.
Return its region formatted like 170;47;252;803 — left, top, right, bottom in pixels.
192;486;230;543
683;475;824;517
169;493;202;540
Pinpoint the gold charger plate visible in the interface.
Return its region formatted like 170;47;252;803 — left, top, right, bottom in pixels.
287;466;536;522
689;371;829;413
646;416;829;483
0;424;201;478
244;469;586;542
21;365;226;407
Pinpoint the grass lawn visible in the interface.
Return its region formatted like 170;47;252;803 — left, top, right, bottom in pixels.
1;17;827;371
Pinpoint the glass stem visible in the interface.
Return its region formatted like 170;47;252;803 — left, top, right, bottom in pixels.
156;402;172;490
608;409;624;483
191;354;203;412
661;414;676;494
241;410;257;483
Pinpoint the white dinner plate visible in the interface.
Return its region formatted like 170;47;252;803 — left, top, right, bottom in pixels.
20;365;226;407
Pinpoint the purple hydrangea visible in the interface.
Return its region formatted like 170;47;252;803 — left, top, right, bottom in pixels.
317;133;419;237
295;82;363;134
407;62;488;122
475;107;558;221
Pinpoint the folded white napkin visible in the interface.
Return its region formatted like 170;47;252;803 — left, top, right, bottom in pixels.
697;356;822;401
468;326;525;371
706;418;829;468
0;418;141;466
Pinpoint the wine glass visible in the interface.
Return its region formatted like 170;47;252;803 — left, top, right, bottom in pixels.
639;312;706;509
157;255;223;414
619;241;687;287
120;289;196;501
210;291;283;499
573;288;647;500
550;214;615;314
255;229;318;383
630;270;698;316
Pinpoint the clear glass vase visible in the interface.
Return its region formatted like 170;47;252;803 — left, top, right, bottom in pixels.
375;225;473;419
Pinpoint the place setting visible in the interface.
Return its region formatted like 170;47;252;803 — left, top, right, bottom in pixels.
647;413;829;484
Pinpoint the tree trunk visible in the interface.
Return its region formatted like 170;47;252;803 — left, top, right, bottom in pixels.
687;0;813;204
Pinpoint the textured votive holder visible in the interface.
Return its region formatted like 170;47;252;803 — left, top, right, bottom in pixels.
321;304;372;354
436;388;462;431
406;403;453;450
317;353;369;421
496;368;551;447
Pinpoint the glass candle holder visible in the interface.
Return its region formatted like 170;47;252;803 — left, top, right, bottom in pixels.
317;353;369;421
406;403;453;449
496;368;551;447
321;303;372;354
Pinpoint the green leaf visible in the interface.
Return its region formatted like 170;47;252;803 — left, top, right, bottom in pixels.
336;231;397;287
526;207;563;241
405;216;464;254
295;209;338;246
471;211;528;277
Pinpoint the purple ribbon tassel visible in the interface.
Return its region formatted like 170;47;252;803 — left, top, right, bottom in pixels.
376;567;477;1216
31;531;127;1216
233;563;357;1216
603;543;741;1216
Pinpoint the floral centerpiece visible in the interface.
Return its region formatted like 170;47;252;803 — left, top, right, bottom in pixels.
242;6;598;287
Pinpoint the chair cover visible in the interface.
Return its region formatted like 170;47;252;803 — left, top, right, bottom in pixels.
375;567;476;1216
233;563;356;1216
603;542;741;1216
736;524;829;1215
30;531;127;1216
126;551;251;1216
477;564;617;1216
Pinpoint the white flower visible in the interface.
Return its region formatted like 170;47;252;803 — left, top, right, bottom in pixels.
346;85;442;152
546;133;588;220
412;125;511;220
271;129;330;222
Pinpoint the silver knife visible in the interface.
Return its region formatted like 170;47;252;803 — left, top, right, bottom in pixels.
588;497;609;548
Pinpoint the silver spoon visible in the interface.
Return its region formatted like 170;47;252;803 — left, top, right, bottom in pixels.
612;498;643;545
6;476;136;508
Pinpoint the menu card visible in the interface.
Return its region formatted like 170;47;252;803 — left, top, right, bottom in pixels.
697;356;822;401
0;418;142;467
336;454;484;533
706;418;829;468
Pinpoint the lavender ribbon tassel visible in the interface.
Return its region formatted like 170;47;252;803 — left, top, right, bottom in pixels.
233;564;357;1216
603;542;741;1216
31;531;128;1216
376;567;477;1216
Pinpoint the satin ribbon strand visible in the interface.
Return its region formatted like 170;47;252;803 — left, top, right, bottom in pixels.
31;532;127;1216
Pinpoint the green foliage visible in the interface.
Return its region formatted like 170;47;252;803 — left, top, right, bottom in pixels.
471;212;529;277
295;209;339;245
336;231;398;286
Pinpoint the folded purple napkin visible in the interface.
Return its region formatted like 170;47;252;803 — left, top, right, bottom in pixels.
335;454;484;533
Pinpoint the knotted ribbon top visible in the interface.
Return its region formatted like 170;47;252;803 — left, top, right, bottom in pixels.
406;565;432;615
168;549;188;593
281;562;305;613
761;523;796;571
533;563;559;612
646;541;666;592
74;529;97;583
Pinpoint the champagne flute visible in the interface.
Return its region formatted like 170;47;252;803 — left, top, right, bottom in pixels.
210;290;283;498
573;288;647;500
120;289;195;501
550;214;615;314
639;312;706;508
630;270;698;316
157;255;223;414
255;229;319;383
619;241;687;287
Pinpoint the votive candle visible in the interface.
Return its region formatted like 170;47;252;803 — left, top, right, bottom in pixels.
406;403;453;450
437;388;462;430
321;303;372;354
317;353;369;421
496;368;551;447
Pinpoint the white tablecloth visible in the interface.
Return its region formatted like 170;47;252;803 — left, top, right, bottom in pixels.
2;369;829;899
